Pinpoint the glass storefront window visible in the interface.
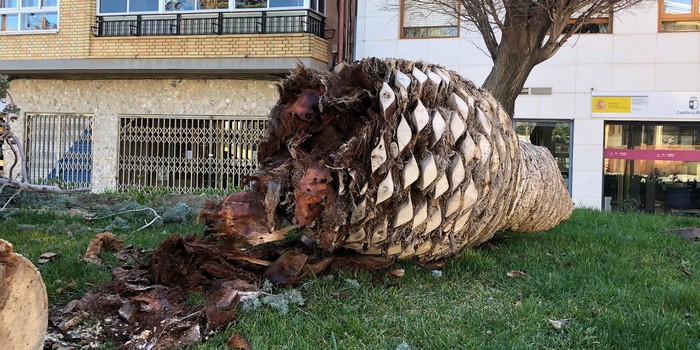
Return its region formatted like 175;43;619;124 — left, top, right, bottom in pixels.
604;122;700;214
515;120;573;193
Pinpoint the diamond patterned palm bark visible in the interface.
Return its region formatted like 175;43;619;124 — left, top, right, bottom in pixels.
200;58;573;261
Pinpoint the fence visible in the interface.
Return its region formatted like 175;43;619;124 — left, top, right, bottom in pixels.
117;114;267;193
95;10;327;38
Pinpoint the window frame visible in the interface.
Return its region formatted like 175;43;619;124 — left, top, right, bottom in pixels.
96;0;323;16
565;11;613;34
0;0;58;33
658;0;700;32
399;0;460;40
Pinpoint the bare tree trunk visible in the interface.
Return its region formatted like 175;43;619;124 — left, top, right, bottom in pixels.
482;51;537;118
481;16;548;117
200;58;573;261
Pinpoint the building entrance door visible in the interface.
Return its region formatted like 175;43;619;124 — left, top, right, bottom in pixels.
604;122;700;214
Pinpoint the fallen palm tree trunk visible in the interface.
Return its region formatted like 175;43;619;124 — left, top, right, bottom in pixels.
200;58;573;261
0;239;48;350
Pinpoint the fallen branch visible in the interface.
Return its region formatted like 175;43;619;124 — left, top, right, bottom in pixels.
135;207;162;232
0;187;21;212
0;177;89;194
85;207;163;233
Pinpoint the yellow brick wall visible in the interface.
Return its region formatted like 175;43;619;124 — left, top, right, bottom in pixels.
0;0;94;58
90;33;329;63
0;0;329;63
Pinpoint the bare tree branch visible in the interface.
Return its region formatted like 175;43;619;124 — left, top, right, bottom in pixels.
1;75;89;195
85;207;163;233
381;0;644;115
0;188;21;212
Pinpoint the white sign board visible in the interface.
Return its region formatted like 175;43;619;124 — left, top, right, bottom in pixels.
591;91;700;118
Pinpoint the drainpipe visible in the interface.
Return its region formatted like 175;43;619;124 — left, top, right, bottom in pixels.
338;0;345;64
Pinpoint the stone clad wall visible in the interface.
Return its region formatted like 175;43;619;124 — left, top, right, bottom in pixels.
5;78;280;192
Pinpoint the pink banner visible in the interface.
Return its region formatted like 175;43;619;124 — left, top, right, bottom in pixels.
605;149;700;162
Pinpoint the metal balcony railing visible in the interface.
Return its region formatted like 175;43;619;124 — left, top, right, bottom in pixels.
94;10;330;38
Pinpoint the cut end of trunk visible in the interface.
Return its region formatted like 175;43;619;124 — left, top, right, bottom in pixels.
0;239;49;350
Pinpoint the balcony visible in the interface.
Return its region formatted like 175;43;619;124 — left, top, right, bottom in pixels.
93;9;330;38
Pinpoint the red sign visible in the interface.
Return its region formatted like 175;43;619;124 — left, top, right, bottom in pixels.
604;149;700;162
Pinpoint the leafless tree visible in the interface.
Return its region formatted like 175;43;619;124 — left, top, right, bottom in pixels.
1;74;85;201
389;0;646;117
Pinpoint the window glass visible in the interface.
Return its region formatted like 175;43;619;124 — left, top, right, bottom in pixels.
0;0;18;7
236;0;265;9
0;14;19;31
402;0;458;38
197;0;228;9
664;0;692;14
269;0;302;7
317;0;323;13
604;122;700;214
100;0;127;13
165;0;194;10
516;120;572;193
43;0;57;6
660;0;700;32
130;0;158;11
661;21;700;31
21;0;39;7
20;11;57;30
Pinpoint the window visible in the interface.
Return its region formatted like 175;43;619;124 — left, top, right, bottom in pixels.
659;0;700;31
604;121;700;213
308;0;323;13
118;115;267;193
25;113;94;189
401;0;458;38
97;0;317;13
565;13;612;34
0;0;57;32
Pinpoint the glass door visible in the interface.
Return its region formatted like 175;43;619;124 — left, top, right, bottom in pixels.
604;122;700;214
514;120;573;193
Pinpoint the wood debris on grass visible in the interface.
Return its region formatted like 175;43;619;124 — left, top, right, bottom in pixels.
82;231;124;264
46;234;396;349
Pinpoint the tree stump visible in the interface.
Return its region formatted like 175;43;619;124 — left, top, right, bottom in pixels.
0;239;48;350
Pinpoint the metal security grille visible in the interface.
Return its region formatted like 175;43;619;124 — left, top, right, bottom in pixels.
118;115;267;193
25;113;94;189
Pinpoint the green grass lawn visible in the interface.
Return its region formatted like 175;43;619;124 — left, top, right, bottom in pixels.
1;207;699;349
